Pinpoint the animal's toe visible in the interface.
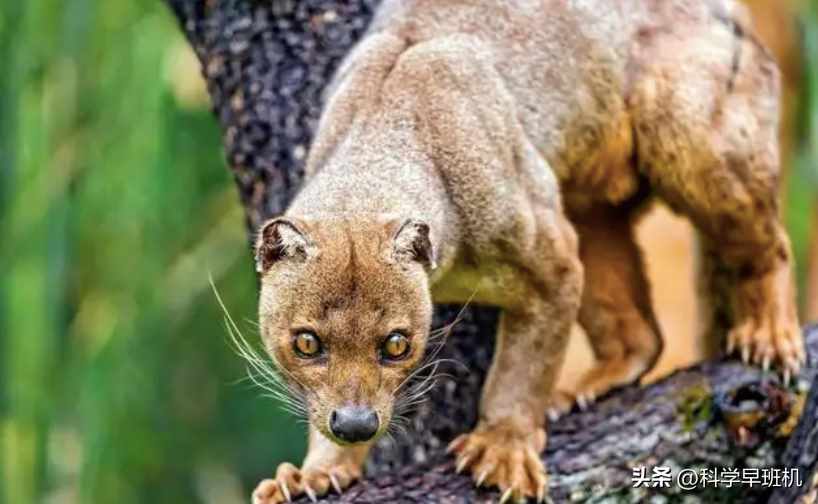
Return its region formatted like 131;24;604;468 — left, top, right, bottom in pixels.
446;433;469;454
301;471;331;502
311;462;361;497
775;324;805;374
727;321;753;360
333;463;361;490
524;447;548;502
252;479;280;504
548;390;573;419
275;463;302;501
504;447;547;503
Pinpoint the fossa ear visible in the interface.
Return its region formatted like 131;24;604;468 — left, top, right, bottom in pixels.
392;218;437;270
254;217;315;273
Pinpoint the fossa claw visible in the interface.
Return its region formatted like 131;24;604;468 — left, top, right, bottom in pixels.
329;473;343;495
280;481;291;503
741;345;751;365
447;435;467;454
576;394;592;411
303;484;317;503
456;454;473;474
476;469;489;487
762;355;771;373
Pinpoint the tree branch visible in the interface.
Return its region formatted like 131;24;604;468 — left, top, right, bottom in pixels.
164;0;818;501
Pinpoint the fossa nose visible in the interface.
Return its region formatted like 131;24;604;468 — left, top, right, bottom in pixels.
330;405;379;443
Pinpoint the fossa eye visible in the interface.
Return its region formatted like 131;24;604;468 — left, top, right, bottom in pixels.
381;332;411;361
293;331;322;358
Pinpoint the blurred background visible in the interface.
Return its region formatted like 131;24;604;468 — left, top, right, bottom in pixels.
0;1;816;503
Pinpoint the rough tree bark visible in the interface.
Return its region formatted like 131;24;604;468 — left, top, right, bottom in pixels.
164;1;818;501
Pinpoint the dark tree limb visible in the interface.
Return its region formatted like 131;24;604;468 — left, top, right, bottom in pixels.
164;1;818;501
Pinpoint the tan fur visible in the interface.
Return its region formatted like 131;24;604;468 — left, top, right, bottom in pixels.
251;1;802;502
550;204;664;412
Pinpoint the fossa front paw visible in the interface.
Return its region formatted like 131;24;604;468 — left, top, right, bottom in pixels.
448;424;548;503
252;461;361;504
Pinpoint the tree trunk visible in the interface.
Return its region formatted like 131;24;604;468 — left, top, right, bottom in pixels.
164;1;818;501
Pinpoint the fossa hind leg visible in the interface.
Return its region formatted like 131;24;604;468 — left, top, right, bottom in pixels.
556;207;663;411
629;22;804;377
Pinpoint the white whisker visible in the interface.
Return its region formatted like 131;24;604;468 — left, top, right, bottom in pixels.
209;275;309;420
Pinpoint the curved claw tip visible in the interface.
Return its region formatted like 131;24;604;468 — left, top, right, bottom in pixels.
577;395;589;411
455;456;471;474
280;482;291;503
447;435;465;454
304;485;317;503
499;488;514;504
329;474;342;495
476;470;489;487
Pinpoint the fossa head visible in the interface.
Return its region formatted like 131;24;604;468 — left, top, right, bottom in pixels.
255;215;435;445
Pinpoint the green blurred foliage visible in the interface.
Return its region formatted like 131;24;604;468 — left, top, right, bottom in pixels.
0;2;304;503
0;1;816;504
787;1;818;299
